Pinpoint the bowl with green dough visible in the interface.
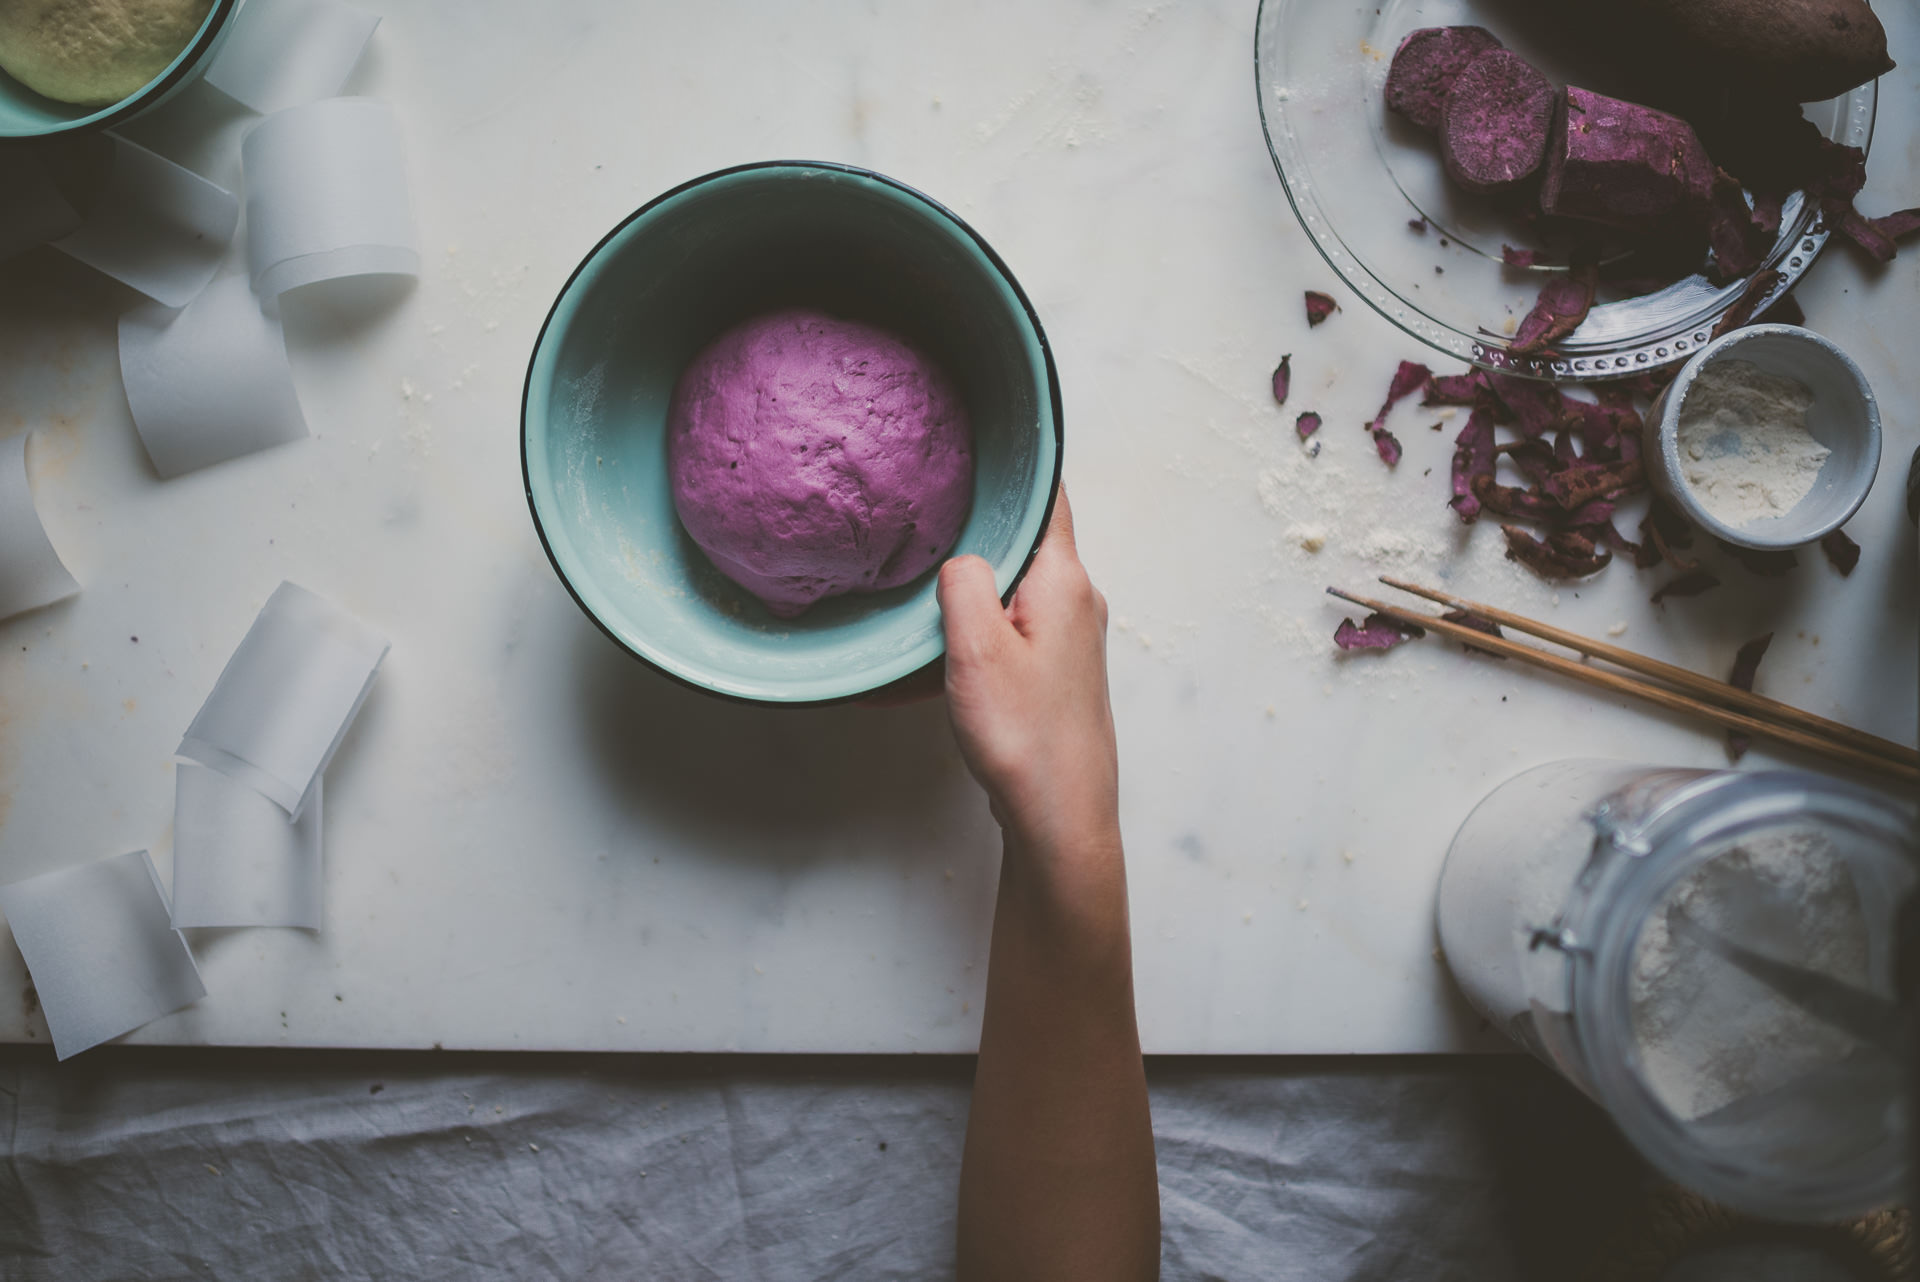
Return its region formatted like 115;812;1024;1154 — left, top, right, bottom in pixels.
0;0;240;139
521;161;1064;706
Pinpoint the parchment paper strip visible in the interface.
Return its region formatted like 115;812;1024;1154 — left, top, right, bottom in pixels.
171;764;324;929
205;0;381;116
0;850;206;1060
178;581;388;819
0;433;79;622
120;274;308;478
242;97;417;299
52;137;238;309
0;150;81;263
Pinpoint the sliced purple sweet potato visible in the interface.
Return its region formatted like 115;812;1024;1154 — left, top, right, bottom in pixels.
1385;25;1505;132
1305;291;1339;327
1440;50;1556;197
1334;613;1424;652
1540;87;1713;233
1271;354;1291;406
1501;245;1540;268
1510;261;1598;355
1296;411;1322;440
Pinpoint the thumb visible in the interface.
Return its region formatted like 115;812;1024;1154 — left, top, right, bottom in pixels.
937;555;1015;666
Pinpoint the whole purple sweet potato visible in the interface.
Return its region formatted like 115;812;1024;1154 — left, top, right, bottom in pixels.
1624;0;1892;103
1439;50;1556;197
1385;26;1504;132
1539;87;1714;232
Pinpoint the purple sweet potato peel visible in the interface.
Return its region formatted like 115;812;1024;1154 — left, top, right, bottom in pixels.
1651;569;1719;603
1724;632;1773;761
1334;612;1425;652
1363;360;1430;467
1820;529;1860;576
1448;406;1496;522
1510;262;1597;356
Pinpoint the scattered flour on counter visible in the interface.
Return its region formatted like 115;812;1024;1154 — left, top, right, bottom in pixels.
1256;461;1444;568
1677;359;1827;527
1629;827;1870;1123
1250;429;1552;662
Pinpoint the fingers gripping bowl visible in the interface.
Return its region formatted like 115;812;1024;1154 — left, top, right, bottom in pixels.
521;162;1064;706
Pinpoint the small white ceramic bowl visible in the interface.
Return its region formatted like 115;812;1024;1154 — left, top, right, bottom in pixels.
1647;325;1881;551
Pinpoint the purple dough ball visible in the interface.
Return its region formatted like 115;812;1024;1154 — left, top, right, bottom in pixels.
667;308;975;619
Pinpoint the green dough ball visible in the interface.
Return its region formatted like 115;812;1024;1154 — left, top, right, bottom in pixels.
0;0;213;107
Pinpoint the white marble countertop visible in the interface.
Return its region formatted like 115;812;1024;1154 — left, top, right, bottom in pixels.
0;0;1914;1054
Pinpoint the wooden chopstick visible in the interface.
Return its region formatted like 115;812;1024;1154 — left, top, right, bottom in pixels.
1377;574;1920;771
1327;587;1920;787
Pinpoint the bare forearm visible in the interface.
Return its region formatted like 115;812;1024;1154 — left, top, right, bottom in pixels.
957;833;1160;1282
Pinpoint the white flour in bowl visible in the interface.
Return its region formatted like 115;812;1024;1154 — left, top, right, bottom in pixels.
1676;359;1828;527
1629;827;1870;1123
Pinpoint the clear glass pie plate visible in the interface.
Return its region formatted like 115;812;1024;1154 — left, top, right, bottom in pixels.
1254;0;1877;382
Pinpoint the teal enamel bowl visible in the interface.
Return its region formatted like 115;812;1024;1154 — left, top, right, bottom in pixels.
521;161;1063;705
0;0;239;139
